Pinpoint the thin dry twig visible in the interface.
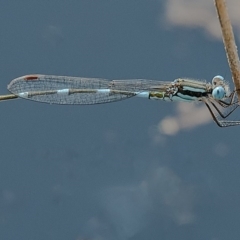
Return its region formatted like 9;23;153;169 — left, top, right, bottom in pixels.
214;0;240;98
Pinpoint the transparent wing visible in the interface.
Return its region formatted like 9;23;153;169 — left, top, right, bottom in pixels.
8;74;171;105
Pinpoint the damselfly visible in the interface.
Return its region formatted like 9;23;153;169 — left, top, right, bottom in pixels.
1;74;239;127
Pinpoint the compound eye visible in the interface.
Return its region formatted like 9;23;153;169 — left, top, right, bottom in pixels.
212;86;226;100
212;75;224;86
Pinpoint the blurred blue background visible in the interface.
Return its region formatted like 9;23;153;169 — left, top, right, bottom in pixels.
0;1;240;239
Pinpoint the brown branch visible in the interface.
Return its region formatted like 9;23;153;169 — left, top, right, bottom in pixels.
0;94;18;101
214;0;240;98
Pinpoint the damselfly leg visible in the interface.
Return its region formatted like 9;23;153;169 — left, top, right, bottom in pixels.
203;91;240;127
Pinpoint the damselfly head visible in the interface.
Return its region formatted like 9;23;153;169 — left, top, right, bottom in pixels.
212;75;231;99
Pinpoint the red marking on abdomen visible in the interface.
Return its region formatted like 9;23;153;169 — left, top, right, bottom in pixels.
24;75;39;81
